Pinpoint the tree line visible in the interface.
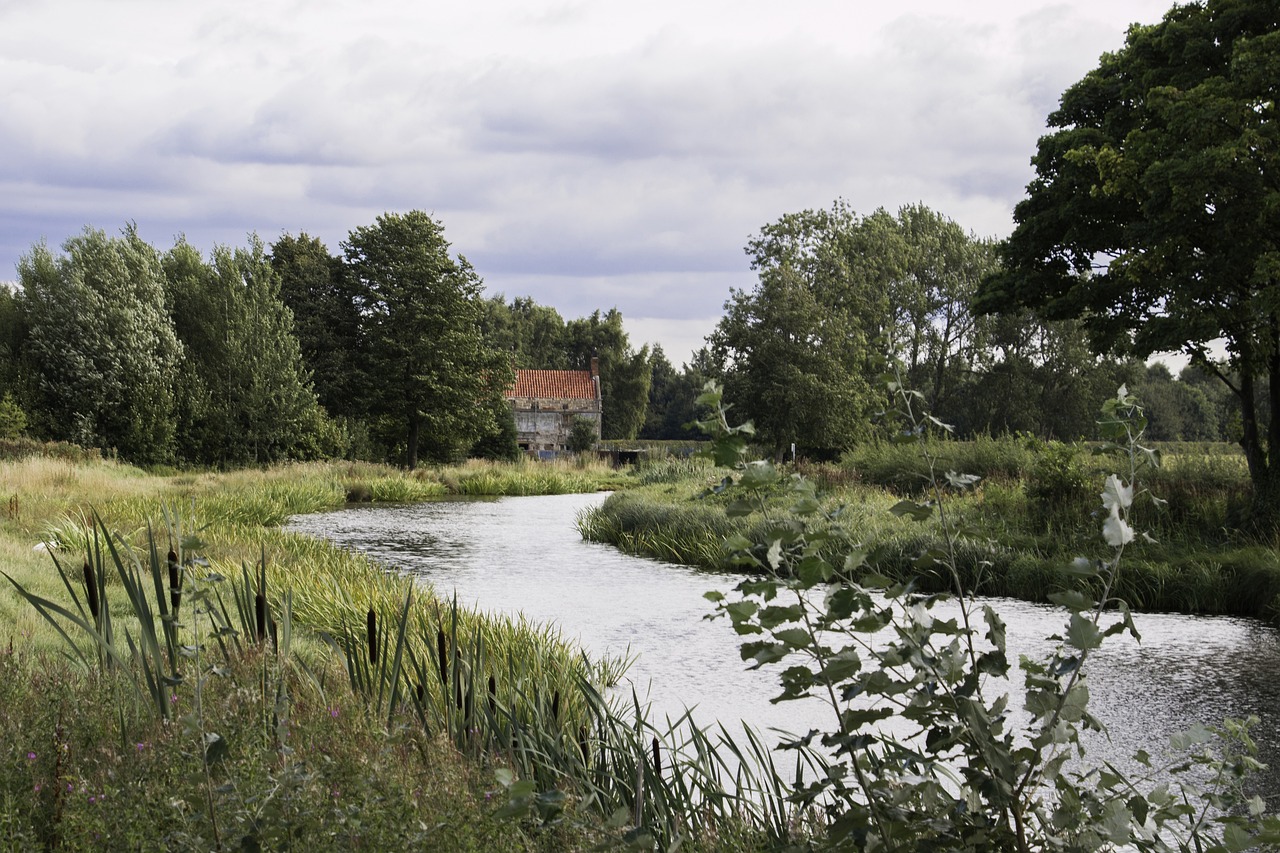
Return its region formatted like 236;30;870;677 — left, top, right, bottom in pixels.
0;202;1248;471
0;211;690;468
2;0;1271;489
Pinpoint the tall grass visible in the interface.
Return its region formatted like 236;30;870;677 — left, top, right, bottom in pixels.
579;442;1280;625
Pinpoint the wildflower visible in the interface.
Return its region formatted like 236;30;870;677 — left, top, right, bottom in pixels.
26;752;35;761
136;742;148;752
329;706;340;719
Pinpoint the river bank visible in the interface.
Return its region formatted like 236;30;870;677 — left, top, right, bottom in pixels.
578;444;1280;626
0;454;651;851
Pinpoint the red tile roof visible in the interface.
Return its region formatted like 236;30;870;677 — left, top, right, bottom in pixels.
506;369;598;400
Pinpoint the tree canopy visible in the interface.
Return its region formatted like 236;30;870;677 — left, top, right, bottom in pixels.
977;0;1280;516
343;211;511;468
19;226;183;463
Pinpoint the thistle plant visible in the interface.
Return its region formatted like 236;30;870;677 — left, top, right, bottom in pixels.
699;377;1280;851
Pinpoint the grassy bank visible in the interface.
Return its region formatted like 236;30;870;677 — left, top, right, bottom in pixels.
2;454;775;850
578;440;1280;625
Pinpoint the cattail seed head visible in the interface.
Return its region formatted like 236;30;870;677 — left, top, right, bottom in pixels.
83;561;99;624
652;736;661;777
436;629;447;684
366;609;378;665
255;594;267;644
551;690;560;722
167;550;181;614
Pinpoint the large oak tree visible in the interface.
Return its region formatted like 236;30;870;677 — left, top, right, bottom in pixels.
343;211;511;468
977;0;1280;519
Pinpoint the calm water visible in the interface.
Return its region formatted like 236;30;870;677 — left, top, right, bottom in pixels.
288;491;1280;794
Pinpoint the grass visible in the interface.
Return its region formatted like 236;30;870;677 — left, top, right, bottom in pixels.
0;453;801;849
579;438;1280;625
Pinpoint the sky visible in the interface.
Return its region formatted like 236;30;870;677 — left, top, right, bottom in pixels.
0;0;1178;367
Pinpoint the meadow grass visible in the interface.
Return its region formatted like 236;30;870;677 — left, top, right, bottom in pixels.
0;452;794;850
579;439;1280;624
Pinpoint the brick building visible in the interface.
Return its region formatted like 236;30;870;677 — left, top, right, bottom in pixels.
504;358;602;456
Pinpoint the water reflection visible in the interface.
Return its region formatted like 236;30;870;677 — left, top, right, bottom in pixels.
288;491;1280;795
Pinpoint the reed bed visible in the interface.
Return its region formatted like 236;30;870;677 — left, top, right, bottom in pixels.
0;454;793;849
2;511;792;850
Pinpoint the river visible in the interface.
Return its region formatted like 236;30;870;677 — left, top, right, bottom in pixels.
287;491;1280;796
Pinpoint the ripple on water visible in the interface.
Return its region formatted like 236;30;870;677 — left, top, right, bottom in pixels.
288;491;1280;795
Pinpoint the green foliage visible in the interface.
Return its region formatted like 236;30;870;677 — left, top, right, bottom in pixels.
270;232;369;422
0;393;26;439
641;345;712;441
710;203;881;457
567;416;598;455
164;237;324;466
699;377;1280;850
980;0;1280;520
344;211;513;468
1025;438;1093;532
470;396;522;462
19;225;183;463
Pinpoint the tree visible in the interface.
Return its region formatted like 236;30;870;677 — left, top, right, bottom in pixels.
891;205;1001;414
564;309;651;441
164;237;323;466
978;0;1280;518
710;204;891;458
343;211;512;468
19;225;182;463
270;233;368;421
567;416;598;454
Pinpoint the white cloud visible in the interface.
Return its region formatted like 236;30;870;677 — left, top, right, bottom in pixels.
0;0;1176;345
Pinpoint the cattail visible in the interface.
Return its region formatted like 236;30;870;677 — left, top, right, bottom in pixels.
270;620;278;652
551;690;560;722
415;682;425;704
167;549;181;615
455;679;463;711
366;609;378;665
487;675;496;713
436;629;447;684
255;594;267;644
652;736;661;777
83;561;99;625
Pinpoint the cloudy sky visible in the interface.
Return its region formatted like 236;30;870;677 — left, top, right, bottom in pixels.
1;0;1175;365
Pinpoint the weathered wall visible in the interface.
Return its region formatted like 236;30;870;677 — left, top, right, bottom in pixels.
509;397;602;452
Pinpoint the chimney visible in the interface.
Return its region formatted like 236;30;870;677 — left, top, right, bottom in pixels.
590;356;599;378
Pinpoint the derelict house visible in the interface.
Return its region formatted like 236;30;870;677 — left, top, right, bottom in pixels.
504;358;602;457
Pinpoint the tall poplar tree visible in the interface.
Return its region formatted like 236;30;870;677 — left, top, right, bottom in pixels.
164;237;322;465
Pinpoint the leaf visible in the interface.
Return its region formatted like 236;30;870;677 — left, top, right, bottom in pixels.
1066;613;1103;651
944;471;982;490
773;628;812;649
1047;590;1094;612
203;732;229;765
738;461;778;490
890;500;934;522
1063;557;1101;578
1102;505;1134;547
1101;474;1133;512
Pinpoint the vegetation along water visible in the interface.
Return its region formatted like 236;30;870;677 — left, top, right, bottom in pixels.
3;0;1280;846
